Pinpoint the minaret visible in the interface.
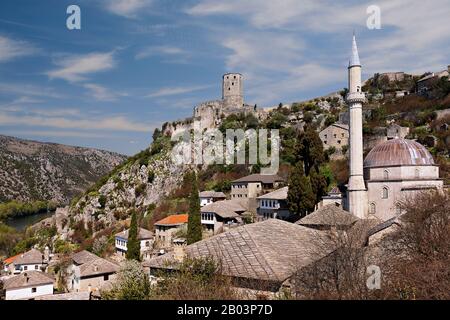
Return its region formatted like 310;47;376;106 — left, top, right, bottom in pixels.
346;34;367;219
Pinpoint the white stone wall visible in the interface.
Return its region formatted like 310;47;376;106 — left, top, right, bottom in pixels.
6;283;53;300
223;73;243;107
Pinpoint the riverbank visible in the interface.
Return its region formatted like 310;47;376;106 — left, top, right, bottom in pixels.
0;200;57;220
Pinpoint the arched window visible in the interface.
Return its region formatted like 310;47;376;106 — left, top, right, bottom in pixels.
369;203;376;214
383;169;389;180
382;187;389;199
395;203;402;215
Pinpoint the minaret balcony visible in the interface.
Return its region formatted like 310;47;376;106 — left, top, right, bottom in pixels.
346;92;366;103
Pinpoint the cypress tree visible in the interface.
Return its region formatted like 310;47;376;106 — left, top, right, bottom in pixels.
187;172;202;244
287;162;315;218
126;210;141;261
297;126;325;176
310;167;328;205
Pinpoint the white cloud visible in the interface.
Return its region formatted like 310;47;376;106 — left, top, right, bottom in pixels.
83;83;127;101
0;82;64;99
135;45;186;60
103;0;154;18
47;52;116;82
0;35;37;62
5;130;110;139
146;85;211;98
0;112;150;132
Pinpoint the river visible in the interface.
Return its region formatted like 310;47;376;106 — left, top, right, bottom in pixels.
4;210;55;231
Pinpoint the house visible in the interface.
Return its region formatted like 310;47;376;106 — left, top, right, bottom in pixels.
231;174;285;199
201;199;247;234
115;227;154;260
199;191;226;207
417;66;450;94
66;250;119;293
145;219;334;296
154;214;189;248
386;123;410;140
319;123;349;152
296;204;359;231
256;187;295;221
6;248;49;274
3;253;22;273
318;186;343;208
3;271;54;300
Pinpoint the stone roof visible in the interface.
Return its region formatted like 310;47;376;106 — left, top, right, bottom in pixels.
199;191;226;198
71;250;99;265
364;138;435;168
201;200;246;218
13;248;44;265
296;204;359;227
145;219;333;284
35;292;91;300
115;227;153;240
154;214;189;227
257;187;288;200
79;257;119;278
232;174;285;184
3;271;54;290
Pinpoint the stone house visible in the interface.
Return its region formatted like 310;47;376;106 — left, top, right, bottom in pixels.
5;248;49;274
318;186;343;208
154;214;189;248
115;227;154;260
200;199;246;234
417;66;450;94
256;187;294;221
231;174;285;199
66;250;119;293
296;204;359;231
319;123;349;152
386;123;410;140
199;191;226;207
144;219;335;297
3;271;54;300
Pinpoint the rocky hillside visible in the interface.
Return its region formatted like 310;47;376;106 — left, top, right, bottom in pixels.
0;135;127;204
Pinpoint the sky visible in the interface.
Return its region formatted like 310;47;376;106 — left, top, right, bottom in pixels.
0;0;449;155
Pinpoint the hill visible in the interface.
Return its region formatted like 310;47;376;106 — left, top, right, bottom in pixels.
0;135;127;204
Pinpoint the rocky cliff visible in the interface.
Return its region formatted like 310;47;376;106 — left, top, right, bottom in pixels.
0;135;127;204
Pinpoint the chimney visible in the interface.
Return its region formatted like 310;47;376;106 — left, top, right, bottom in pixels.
44;246;50;263
24;272;29;283
173;240;186;263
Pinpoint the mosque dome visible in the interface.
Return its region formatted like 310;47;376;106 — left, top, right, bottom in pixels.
364;138;435;168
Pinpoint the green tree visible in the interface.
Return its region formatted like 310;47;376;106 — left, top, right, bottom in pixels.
102;260;150;300
310;167;328;205
287;162;315;217
126;210;141;261
187;172;202;244
296;126;325;176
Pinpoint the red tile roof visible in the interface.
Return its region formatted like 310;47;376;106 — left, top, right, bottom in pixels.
3;253;22;265
155;214;188;226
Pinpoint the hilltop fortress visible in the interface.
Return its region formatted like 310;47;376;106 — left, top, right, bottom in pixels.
162;73;267;136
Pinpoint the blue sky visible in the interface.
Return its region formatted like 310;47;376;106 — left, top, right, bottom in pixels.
0;0;449;155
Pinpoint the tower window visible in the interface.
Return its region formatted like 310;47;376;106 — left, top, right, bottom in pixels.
369;203;376;214
383;170;389;180
234;76;236;79
232;82;234;86
382;187;389;199
415;168;420;179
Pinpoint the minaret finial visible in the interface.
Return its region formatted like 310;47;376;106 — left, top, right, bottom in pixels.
349;33;361;67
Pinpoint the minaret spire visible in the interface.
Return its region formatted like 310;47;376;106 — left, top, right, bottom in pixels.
346;34;367;219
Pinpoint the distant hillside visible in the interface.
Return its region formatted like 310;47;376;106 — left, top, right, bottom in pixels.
0;135;127;204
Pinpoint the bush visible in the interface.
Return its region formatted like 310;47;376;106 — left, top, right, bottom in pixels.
134;183;147;197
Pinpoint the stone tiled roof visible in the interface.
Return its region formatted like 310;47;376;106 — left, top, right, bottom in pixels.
115;227;153;240
71;250;99;265
364;138;435;168
145;219;332;283
35;292;91;300
13;248;44;265
296;204;359;227
232;174;285;184
79;257;119;278
201;200;246;218
199;191;226;198
3;271;54;290
257;187;288;200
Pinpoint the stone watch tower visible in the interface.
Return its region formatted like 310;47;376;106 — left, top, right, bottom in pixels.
222;73;244;107
346;34;368;219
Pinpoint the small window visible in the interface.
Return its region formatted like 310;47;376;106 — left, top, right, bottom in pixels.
384;170;389;180
31;288;37;293
104;274;109;281
382;187;389;199
35;265;38;270
369;203;376;214
396;204;402;215
24;266;28;271
415;169;420;179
